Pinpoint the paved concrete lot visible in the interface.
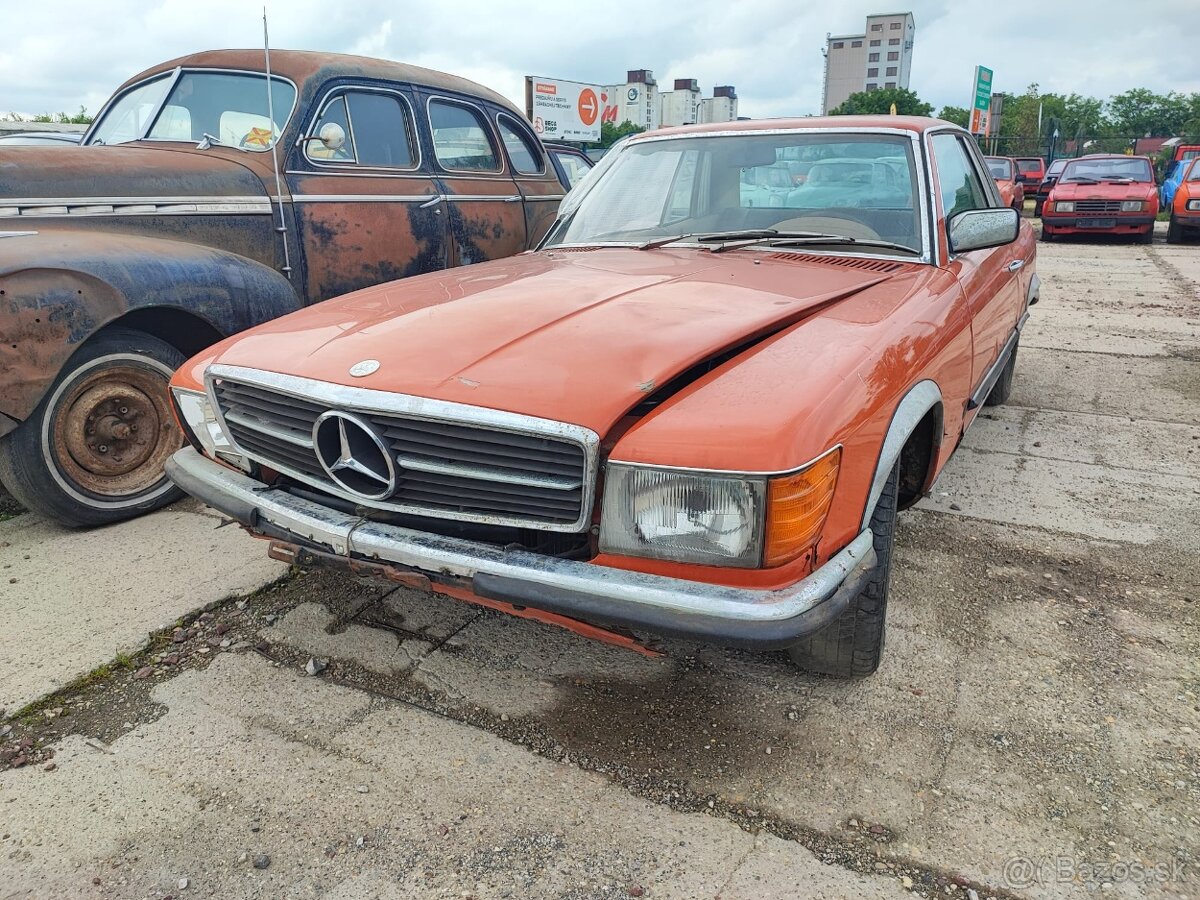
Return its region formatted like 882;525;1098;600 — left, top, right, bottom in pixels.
1;228;1197;899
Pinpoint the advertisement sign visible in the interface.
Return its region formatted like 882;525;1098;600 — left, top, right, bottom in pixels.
524;76;604;142
969;66;993;135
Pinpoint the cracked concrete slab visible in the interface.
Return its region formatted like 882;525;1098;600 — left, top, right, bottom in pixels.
0;498;285;713
0;653;913;900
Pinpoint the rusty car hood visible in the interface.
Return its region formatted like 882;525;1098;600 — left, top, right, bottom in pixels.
0;145;268;204
207;248;907;436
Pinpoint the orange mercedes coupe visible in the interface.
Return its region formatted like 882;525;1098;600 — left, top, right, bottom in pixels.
166;117;1037;677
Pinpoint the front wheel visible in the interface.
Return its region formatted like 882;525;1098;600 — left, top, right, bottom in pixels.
1034;199;1044;217
0;328;186;527
787;464;898;678
1138;227;1154;245
1166;217;1183;244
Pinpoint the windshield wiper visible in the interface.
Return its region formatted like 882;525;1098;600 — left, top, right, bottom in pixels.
196;132;248;153
1063;177;1099;184
636;233;698;249
695;229;920;256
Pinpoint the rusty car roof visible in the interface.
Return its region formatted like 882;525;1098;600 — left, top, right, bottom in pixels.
118;49;521;113
627;116;955;141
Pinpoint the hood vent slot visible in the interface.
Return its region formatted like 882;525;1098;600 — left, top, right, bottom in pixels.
765;253;903;273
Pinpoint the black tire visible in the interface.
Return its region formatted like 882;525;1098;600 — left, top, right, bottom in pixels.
984;341;1018;407
1138;227;1154;245
1039;226;1054;242
1166;217;1183;244
0;327;186;527
787;464;898;678
1034;199;1044;217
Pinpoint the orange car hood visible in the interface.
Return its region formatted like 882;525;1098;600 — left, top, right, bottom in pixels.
210;248;901;436
1051;181;1156;201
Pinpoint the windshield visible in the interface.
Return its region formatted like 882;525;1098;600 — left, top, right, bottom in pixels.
545;133;923;254
1016;159;1043;173
1061;157;1153;183
985;158;1013;179
89;70;296;150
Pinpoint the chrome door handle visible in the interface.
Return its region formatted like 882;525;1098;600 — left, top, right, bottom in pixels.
1006;259;1025;272
419;195;443;209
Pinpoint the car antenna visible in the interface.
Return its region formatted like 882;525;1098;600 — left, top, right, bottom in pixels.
263;5;293;278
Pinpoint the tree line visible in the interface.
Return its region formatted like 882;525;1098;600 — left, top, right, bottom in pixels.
830;85;1200;157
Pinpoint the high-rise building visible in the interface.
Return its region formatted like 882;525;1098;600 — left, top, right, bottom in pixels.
821;12;916;114
601;71;738;130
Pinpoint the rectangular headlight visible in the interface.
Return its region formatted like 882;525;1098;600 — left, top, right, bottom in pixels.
170;387;239;461
1120;200;1145;212
1055;201;1075;213
599;449;841;569
600;465;766;567
1188;199;1200;211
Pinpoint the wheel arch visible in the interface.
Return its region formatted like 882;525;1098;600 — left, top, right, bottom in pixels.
860;379;943;529
0;232;300;424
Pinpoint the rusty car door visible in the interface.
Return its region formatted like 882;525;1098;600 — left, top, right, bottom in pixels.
286;86;450;304
494;111;567;245
422;94;528;266
929;132;1023;404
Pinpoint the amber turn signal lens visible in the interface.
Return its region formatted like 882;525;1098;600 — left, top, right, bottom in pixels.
764;448;841;567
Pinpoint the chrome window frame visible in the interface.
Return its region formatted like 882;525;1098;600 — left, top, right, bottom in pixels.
298;85;422;173
494;111;547;177
86;67;299;153
205;364;601;533
926;126;1007;261
542;126;937;266
425;95;506;176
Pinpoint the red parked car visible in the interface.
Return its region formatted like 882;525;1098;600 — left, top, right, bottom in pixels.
1040;155;1158;243
984;157;1025;210
1014;157;1045;193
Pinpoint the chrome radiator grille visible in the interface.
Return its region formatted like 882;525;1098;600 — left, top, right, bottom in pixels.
209;369;596;531
1075;199;1122;214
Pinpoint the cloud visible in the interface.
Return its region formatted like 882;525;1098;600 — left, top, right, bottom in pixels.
2;0;1198;121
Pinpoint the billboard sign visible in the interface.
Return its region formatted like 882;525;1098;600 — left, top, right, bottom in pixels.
968;66;993;135
524;76;604;142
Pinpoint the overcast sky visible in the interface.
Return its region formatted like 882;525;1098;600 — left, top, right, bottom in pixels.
3;0;1199;121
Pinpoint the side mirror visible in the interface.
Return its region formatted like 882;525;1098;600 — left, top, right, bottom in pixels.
948;207;1020;253
302;122;347;151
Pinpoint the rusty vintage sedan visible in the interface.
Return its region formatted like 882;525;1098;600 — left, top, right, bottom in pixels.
0;50;566;526
166;117;1037;676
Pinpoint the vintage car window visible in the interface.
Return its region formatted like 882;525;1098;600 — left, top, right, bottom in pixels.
144;71;296;151
1016;159;1043;174
88;74;173;145
346;93;415;167
1187;161;1200;181
497;115;545;175
1046;159;1067;177
984;158;1013;180
1060;157;1153;183
547;133;923;253
307;95;355;162
429;100;501;172
553;150;593;188
931;134;989;219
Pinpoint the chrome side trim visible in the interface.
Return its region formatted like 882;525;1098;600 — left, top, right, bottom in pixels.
290;194;436;203
167;446;875;624
967;326;1021;411
861;379;942;529
0;196;273;218
205;364;601;533
606;443;842;478
524;194;566;201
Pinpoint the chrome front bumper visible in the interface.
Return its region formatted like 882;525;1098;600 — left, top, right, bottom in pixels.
166;448;877;649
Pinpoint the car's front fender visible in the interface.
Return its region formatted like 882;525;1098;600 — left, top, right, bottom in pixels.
0;229;299;423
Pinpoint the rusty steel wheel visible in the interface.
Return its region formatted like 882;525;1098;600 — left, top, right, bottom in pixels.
0;327;187;527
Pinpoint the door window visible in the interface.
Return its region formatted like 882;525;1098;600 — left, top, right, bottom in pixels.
931;133;990;220
429;100;501;172
306;90;416;168
497;115;545;175
553;150;593;188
